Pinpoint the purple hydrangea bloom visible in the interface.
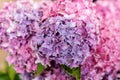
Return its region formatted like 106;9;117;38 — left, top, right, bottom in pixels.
0;0;100;76
31;15;99;67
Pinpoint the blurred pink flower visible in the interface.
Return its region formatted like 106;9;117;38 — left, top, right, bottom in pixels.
82;0;120;79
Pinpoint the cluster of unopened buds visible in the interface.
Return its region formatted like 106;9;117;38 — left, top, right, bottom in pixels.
0;0;120;80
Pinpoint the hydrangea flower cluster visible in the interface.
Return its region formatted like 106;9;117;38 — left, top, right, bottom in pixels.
0;0;120;80
0;0;43;73
81;0;120;80
0;0;99;73
32;0;100;68
31;15;99;67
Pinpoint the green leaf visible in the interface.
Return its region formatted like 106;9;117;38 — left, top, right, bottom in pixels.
61;65;80;80
8;65;16;80
34;63;45;77
61;65;73;75
4;62;20;80
72;67;80;80
14;74;20;80
5;62;9;73
0;74;10;80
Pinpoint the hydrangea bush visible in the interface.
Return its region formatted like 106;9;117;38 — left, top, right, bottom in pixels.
0;0;120;80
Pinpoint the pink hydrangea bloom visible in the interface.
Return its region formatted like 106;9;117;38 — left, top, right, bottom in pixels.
82;0;120;79
0;0;44;73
